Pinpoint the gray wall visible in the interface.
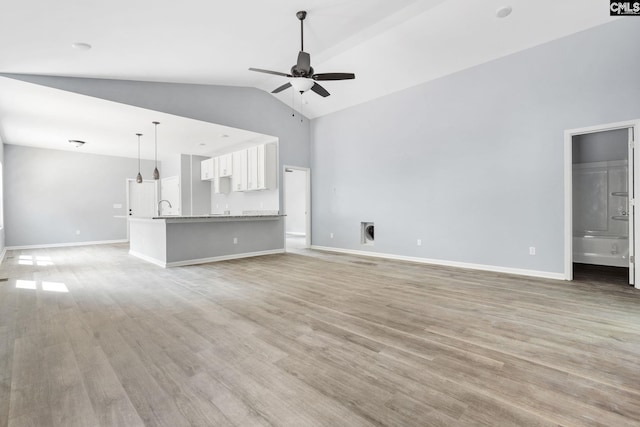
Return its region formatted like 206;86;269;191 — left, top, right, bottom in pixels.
178;154;213;216
190;155;211;215
180;154;192;216
5;144;155;247
310;19;640;274
573;129;628;163
0;75;312;211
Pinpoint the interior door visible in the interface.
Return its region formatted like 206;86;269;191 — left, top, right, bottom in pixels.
629;127;636;286
128;180;157;218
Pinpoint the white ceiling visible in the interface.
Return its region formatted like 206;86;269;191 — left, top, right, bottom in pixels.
0;0;618;158
0;77;274;161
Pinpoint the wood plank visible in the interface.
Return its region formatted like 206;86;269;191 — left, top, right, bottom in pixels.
2;245;640;426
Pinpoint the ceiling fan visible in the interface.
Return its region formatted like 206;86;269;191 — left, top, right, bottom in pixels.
249;10;355;97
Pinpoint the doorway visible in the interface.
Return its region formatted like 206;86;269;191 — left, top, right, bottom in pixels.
564;120;639;288
283;166;310;251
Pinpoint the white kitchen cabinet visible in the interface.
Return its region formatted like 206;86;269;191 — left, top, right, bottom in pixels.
232;149;248;192
247;143;277;191
200;158;214;180
212;157;230;194
247;145;260;191
218;153;233;177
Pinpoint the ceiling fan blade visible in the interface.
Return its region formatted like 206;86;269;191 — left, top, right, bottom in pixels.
271;82;292;94
311;83;330;97
313;73;355;81
249;68;292;77
297;51;311;73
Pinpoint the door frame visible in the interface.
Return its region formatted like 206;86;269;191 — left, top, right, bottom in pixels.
564;119;639;287
282;165;311;248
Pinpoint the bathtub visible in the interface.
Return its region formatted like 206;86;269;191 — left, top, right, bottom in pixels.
573;234;629;267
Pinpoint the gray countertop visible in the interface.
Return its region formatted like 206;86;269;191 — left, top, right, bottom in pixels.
128;214;284;223
151;214;283;219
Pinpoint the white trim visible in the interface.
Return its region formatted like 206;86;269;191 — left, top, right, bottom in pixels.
6;239;128;251
311;245;566;281
286;232;306;237
564;119;640;283
130;248;286;268
128;250;166;268
0;247;6;265
283;165;311;248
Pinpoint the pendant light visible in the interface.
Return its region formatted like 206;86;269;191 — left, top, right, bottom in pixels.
152;121;160;180
136;133;143;183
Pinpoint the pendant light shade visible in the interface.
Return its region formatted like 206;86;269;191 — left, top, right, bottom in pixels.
152;121;160;180
136;133;143;184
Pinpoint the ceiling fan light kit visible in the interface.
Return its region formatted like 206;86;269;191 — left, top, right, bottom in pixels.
249;10;355;98
289;78;314;93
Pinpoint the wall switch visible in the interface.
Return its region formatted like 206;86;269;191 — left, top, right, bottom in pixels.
76;230;81;235
113;203;122;209
330;233;334;239
225;204;229;209
233;237;238;244
529;246;536;255
417;239;422;246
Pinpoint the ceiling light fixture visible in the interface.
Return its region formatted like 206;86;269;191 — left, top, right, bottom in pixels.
68;139;85;148
71;42;92;50
289;78;315;94
496;6;512;18
136;133;143;184
152;121;160;180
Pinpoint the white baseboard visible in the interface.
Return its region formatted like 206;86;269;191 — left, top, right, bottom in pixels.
6;239;129;251
286;232;306;237
128;250;166;268
130;248;286;268
0;247;6;265
310;245;565;281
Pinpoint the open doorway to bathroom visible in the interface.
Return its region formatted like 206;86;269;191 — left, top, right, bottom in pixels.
565;120;639;288
284;166;310;252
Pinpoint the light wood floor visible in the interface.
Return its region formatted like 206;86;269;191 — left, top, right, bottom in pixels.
1;244;640;426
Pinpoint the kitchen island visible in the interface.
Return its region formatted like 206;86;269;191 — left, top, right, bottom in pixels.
129;215;285;267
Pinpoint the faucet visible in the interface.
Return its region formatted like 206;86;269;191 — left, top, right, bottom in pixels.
158;199;172;216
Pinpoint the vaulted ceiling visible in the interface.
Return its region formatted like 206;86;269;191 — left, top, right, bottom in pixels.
0;0;618;157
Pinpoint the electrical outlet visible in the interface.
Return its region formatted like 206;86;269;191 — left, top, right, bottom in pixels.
233;237;238;244
417;239;422;246
529;246;536;255
330;233;334;239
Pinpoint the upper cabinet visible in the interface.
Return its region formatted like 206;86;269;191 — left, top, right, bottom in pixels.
201;142;277;193
218;153;233;177
200;158;214;180
232;150;248;192
247;143;277;191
